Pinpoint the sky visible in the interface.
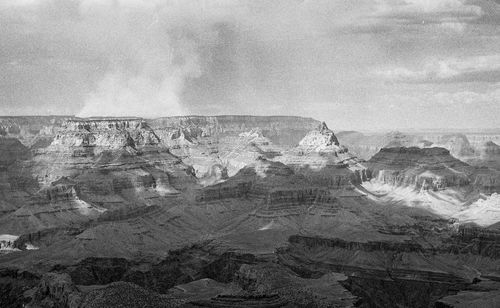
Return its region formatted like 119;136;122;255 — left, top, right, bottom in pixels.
0;0;499;130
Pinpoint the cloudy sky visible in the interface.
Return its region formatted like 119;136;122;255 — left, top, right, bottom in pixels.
0;0;499;130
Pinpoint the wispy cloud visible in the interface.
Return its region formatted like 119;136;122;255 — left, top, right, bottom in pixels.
374;0;483;24
375;55;500;83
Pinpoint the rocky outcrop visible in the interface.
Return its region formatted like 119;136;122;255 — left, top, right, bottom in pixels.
30;272;82;308
27;272;177;308
275;123;365;192
0;268;40;308
296;122;340;151
54;118;160;152
279;122;350;163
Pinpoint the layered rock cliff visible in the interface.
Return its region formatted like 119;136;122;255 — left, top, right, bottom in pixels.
366;147;472;191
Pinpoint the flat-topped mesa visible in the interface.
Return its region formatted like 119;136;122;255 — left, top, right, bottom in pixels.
371;146;458;166
50;118;161;152
366;147;472;190
368;147;471;173
63;118;145;131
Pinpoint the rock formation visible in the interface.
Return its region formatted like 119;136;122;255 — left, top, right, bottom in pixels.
1;116;500;308
366;147;471;191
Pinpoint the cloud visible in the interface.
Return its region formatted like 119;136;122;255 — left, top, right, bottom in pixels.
2;0;378;117
351;0;485;35
375;55;500;83
374;0;483;22
377;86;500;108
432;88;500;106
75;1;221;117
364;86;500;129
1;0;500;129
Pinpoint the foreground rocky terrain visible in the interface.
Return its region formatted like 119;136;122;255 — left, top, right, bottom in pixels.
0;116;500;307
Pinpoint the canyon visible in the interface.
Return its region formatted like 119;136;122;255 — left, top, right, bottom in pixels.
0;116;500;307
